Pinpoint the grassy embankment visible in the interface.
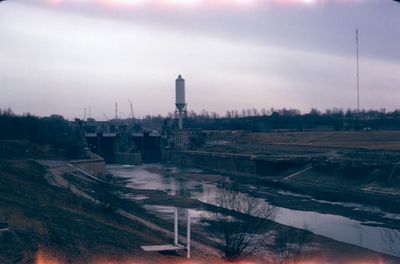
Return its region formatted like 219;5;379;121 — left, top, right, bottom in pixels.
0;140;168;264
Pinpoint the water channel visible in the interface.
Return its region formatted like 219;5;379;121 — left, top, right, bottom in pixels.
107;164;400;257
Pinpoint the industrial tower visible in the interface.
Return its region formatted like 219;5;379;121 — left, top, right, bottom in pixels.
175;75;187;129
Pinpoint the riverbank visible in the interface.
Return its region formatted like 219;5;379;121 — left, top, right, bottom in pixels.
1;152;237;264
108;164;400;263
2;155;399;263
164;131;400;213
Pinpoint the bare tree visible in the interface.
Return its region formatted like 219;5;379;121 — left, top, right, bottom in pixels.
203;188;275;260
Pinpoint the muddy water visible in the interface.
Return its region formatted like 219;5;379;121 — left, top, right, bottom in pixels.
107;164;400;257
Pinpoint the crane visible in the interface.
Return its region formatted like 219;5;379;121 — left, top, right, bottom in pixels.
115;102;118;120
129;99;134;119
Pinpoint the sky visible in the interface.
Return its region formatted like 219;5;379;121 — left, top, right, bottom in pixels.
0;0;399;120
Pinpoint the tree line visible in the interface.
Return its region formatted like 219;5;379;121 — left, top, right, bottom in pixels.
165;107;400;131
118;107;400;131
0;108;85;158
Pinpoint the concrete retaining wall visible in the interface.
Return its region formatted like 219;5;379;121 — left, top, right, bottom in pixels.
114;152;142;165
164;150;312;177
69;155;106;177
164;151;257;176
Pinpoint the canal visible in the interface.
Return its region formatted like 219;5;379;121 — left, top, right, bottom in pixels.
107;164;400;257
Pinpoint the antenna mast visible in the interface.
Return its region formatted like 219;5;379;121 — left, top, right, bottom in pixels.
356;29;360;112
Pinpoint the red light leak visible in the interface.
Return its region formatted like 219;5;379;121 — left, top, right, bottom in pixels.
36;250;387;264
36;250;62;264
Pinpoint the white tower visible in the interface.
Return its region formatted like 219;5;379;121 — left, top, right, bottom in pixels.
175;75;187;129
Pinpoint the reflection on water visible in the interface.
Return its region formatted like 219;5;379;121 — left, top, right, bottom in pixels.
108;164;218;201
278;189;400;221
143;204;207;224
274;206;398;255
107;164;400;257
126;194;149;201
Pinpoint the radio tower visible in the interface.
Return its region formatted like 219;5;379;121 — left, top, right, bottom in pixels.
356;29;360;112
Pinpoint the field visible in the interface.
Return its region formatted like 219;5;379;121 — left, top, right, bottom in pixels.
205;130;400;151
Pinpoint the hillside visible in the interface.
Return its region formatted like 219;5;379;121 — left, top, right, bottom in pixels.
0;159;167;264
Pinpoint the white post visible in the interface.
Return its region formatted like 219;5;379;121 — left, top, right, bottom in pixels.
174;208;178;245
187;209;191;259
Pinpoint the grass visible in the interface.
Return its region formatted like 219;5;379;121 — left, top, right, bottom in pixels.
0;160;166;264
205;130;400;150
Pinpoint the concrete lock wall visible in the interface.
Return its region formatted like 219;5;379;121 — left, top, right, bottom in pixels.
163;150;307;177
114;152;142;165
164;151;258;176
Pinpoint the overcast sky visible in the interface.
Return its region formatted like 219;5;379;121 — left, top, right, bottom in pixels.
1;0;399;119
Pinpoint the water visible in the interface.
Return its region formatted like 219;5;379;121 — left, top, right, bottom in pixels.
108;164;218;200
278;190;400;220
143;204;207;223
273;207;399;255
107;164;400;257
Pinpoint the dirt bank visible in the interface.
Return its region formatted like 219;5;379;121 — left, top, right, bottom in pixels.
0;160;174;263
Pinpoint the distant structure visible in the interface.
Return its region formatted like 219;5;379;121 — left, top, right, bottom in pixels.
175;75;187;129
356;29;360;112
